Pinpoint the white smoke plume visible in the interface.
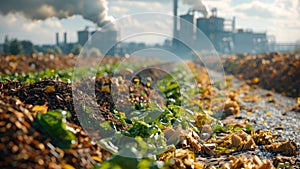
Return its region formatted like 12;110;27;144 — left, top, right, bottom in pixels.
183;0;208;17
0;0;114;27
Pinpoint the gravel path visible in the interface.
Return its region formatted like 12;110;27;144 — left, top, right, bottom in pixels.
209;69;300;158
237;84;300;148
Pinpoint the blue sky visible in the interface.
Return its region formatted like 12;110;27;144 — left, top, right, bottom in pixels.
0;0;299;45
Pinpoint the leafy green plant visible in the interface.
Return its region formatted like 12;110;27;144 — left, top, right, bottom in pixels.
158;79;182;106
33;110;77;149
123;121;161;138
244;125;254;134
96;153;163;169
0;63;118;83
96;137;167;169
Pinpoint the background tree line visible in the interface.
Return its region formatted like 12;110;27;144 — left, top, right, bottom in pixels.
3;36;87;55
4;36;36;55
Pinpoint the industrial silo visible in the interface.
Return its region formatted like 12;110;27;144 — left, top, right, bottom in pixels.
196;18;210;38
179;13;195;48
77;30;90;46
209;17;224;32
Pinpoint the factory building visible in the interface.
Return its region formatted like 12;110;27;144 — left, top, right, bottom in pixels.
194;9;235;53
77;26;119;56
77;29;90;46
173;0;269;54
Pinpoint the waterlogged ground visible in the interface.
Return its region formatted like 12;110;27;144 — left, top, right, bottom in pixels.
0;54;299;169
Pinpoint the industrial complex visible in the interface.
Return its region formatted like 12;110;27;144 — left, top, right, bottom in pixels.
50;1;297;56
172;0;270;54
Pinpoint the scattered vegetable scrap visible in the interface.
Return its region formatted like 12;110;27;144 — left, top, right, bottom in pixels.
159;147;205;169
222;155;274;169
206;130;257;155
252;130;276;145
265;140;298;156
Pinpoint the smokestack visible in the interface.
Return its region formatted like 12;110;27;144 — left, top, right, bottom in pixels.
173;0;178;47
56;32;59;46
232;17;236;31
211;8;217;17
174;0;178;33
64;32;67;45
183;0;208;17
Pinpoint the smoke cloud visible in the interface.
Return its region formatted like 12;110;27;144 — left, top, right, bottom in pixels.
0;0;113;27
183;0;208;17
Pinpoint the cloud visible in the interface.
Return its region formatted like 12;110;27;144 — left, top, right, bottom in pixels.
116;14;173;44
229;0;300;19
110;6;129;13
234;1;273;18
0;13;94;44
201;0;235;16
109;0;171;15
0;0;112;26
230;0;253;6
112;0;170;3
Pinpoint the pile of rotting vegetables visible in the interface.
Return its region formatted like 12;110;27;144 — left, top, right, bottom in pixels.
0;54;299;169
222;52;300;98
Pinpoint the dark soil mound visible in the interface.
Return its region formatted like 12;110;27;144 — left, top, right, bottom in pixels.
0;94;110;168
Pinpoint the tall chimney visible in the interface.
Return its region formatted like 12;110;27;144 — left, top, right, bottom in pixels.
56;32;59;46
232;17;236;32
173;0;178;47
64;32;67;45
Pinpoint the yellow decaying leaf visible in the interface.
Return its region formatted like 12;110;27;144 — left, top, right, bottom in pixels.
44;85;56;93
268;97;275;103
298;97;300;105
204;89;210;96
252;77;260;84
265;112;271;117
225;77;231;83
101;85;110;93
32;102;48;114
92;156;102;163
61;164;75;169
194;162;204;169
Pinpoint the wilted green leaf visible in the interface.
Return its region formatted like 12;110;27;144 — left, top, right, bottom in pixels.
244;125;253;134
212;124;227;133
33;110;76;149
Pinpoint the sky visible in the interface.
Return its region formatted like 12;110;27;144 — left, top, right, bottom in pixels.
0;0;299;45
